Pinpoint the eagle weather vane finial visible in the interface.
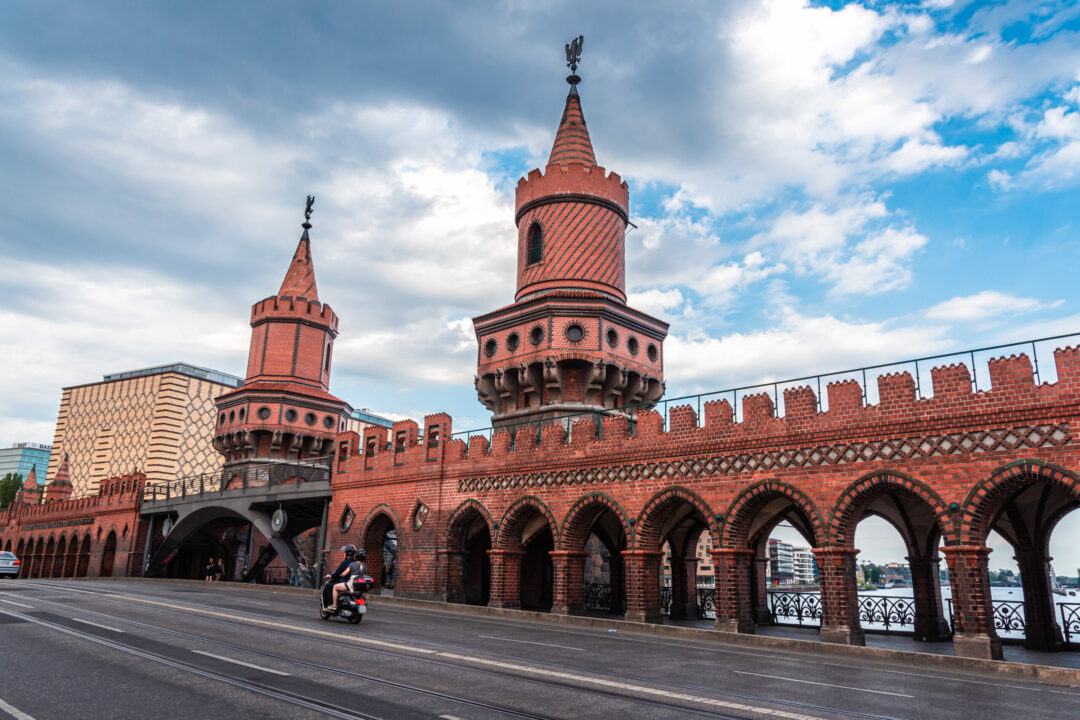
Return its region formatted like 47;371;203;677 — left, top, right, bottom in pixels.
303;194;315;229
565;35;583;75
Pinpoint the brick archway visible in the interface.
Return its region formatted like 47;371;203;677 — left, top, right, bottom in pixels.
721;480;824;549
496;495;559;550
561;492;631;551
559;492;632;616
829;470;952;549
444;499;494;605
634;486;717;552
492;496;558;611
359;505;399;590
962;459;1080;544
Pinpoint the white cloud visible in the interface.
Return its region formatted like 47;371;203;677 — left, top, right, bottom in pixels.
628;288;685;318
925;290;1055;322
883;139;967;174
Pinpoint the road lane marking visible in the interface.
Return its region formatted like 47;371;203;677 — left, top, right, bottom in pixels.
193;650;291;676
732;671;913;698
71;618;124;633
0;600;33;609
434;652;826;720
0;697;36;720
478;635;584;651
439;716;463;720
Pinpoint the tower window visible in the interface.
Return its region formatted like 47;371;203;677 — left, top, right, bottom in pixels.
527;223;543;265
565;323;585;342
325;343;332;372
506;332;520;352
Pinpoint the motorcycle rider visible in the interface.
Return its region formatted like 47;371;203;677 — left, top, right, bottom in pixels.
323;545;367;611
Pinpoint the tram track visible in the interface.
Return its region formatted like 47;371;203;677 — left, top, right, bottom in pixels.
12;582;915;720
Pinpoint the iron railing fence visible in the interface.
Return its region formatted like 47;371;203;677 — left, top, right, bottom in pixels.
142;457;333;504
1060;603;1080;645
448;332;1080;452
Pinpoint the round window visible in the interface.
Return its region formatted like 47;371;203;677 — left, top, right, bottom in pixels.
285;409;298;422
323;416;334;429
258;407;271;420
484;338;498;357
219;413;225;425
565;323;585;342
238;409;245;421
606;329;618;348
305;412;316;426
647;344;658;362
627;337;639;355
530;326;544;345
506;332;520;352
228;410;235;422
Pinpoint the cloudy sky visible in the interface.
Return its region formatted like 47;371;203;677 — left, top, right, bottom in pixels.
2;0;1079;570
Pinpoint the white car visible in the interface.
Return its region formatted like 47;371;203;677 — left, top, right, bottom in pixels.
0;551;20;578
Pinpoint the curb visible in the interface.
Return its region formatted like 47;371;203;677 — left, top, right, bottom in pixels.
57;577;1079;686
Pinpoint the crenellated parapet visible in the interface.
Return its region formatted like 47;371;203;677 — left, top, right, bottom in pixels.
250;295;339;334
515;164;629;225
336;348;1080;484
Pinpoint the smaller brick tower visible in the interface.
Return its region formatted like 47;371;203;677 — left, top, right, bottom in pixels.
473;42;668;426
44;455;73;503
16;465;40;505
213;197;349;477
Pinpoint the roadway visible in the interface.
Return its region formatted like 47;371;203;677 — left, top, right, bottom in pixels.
0;579;1077;719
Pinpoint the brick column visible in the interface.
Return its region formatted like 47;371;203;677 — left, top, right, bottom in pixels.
680;556;700;620
440;550;464;603
942;545;1002;660
751;549;772;624
488;549;524;609
908;554;951;642
550;551;588;615
1014;547;1064;651
623;550;662;623
814;547;864;646
713;548;755;633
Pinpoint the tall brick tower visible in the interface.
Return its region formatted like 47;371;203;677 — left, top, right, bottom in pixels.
473;41;668;426
213;197;349;475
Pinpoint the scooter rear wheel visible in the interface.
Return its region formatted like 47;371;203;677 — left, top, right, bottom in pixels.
348;612;362;624
320;609;331;620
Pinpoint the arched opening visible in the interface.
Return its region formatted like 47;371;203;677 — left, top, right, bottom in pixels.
562;495;629;616
77;534;92;577
15;539;25;578
3;539;10;552
43;537;56;578
446;503;492;606
100;531;117;578
64;534;78;577
526;223;542;265
637;488;715;624
53;536;67;578
362;512;397;592
832;475;951;645
721;483;820;634
32;538;44;578
968;467;1080;651
494;498;556;611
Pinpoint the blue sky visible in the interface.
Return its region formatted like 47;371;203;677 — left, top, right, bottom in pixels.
2;0;1079;570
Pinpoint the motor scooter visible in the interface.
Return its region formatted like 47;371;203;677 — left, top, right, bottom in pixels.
319;574;375;624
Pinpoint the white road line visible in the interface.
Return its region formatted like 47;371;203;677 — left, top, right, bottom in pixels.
192;650;291;676
438;716;464;720
732;671;913;698
71;617;124;633
435;652;825;720
478;635;584;651
0;599;33;609
0;697;37;720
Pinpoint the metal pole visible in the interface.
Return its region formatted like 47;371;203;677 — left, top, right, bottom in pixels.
314;499;329;587
1032;341;1041;384
141;515;155;577
970;351;977;391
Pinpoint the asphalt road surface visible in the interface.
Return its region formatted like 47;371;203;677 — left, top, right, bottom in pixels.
0;580;1077;719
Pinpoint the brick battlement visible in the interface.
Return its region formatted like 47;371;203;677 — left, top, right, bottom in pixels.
250;295;339;332
335;348;1080;482
515;163;629;220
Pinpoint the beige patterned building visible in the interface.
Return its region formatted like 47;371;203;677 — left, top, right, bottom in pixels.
46;363;242;497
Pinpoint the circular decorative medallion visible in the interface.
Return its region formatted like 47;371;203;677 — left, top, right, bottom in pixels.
413;501;430;530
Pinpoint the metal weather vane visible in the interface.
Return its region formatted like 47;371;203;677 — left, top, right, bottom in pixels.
303;194;315;229
565;35;583;74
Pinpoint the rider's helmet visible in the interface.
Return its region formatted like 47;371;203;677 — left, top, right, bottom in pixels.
341;544;357;558
356;548;367;561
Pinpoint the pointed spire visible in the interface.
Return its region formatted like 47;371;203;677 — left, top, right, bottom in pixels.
22;464;37;490
278;195;320;302
548;86;596;167
50;455;72;488
548;36;596;167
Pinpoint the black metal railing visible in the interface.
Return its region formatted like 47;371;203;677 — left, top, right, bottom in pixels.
584;582;612;611
768;590;824;627
448;332;1080;453
1060;603;1080;645
945;598;1028;637
858;594;917;632
142;457;333;504
697;588;716;619
659;586;673;615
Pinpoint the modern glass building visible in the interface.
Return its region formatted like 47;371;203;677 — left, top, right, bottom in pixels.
0;443;52;484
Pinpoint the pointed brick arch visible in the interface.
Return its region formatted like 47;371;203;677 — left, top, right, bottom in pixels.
360;505;399;589
962;459;1080;545
829;470;953;548
561;492;631;551
634;486;717;551
445;499;495;551
721;480;824;548
358;504;400;544
496;495;559;550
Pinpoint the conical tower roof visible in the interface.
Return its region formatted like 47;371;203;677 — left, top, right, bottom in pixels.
22;465;37;490
49;455;72;488
278;227;320;302
547;85;597;167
